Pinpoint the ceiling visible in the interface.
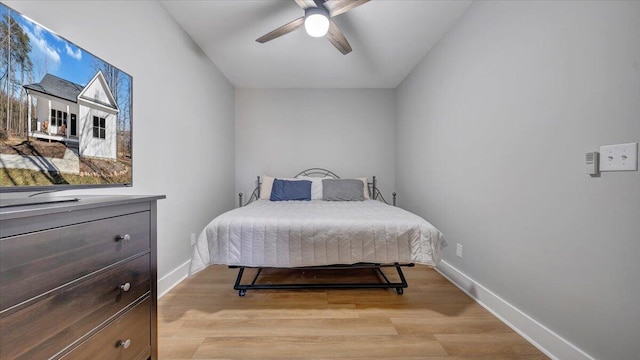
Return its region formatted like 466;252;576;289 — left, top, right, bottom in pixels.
161;0;473;88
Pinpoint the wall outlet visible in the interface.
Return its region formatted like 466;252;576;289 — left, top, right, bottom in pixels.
190;233;196;246
456;243;463;258
585;151;599;175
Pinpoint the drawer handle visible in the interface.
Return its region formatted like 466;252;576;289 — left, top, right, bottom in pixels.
117;234;131;242
118;339;131;349
120;282;131;292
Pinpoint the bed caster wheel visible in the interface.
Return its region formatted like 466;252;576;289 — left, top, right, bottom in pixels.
396;288;404;295
238;290;246;297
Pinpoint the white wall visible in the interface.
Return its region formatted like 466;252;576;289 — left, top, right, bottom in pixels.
396;1;640;359
5;1;236;281
235;88;396;199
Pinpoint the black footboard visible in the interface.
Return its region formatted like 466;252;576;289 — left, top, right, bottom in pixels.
229;262;415;296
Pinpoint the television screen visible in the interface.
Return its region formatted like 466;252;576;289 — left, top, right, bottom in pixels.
0;3;132;193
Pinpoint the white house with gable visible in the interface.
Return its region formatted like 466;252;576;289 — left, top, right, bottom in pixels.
24;71;120;160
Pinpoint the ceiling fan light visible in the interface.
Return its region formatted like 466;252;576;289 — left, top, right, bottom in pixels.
304;8;330;37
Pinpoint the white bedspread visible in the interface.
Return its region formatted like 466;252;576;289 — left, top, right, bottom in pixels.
190;200;446;274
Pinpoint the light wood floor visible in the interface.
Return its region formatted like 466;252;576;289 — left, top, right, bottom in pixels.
158;265;549;359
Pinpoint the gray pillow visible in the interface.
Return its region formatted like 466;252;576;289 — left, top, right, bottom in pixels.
322;179;365;201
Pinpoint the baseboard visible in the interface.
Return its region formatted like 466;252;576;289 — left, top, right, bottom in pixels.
157;259;191;299
436;260;595;360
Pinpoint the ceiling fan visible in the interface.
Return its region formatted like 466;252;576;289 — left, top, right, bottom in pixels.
256;0;370;55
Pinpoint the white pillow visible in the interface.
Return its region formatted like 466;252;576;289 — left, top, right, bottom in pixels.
259;175;275;200
298;176;332;200
358;177;370;200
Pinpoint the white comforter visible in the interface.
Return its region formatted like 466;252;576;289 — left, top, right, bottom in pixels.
190;200;446;274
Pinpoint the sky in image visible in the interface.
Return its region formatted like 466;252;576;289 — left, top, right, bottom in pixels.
15;11;99;86
2;3;130;89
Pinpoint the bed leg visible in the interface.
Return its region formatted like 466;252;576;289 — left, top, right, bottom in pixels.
394;262;409;295
234;267;246;295
375;264;407;295
234;267;264;296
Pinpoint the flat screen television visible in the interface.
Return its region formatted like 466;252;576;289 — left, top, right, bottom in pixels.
0;3;132;199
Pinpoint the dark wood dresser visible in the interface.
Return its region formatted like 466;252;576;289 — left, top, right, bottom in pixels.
0;195;164;359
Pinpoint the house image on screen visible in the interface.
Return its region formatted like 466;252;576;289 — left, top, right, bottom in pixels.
24;71;120;160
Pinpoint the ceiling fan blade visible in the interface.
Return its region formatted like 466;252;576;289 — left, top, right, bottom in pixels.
294;0;317;9
326;20;352;55
325;0;369;17
256;17;305;43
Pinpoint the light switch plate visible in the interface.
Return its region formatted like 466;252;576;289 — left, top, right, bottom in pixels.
599;143;638;171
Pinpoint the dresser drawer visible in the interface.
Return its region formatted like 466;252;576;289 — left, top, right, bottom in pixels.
0;211;150;312
62;297;151;360
0;254;150;360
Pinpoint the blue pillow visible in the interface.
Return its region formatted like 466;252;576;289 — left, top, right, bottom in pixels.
270;179;312;201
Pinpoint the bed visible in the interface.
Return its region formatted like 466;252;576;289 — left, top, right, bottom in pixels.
190;168;446;295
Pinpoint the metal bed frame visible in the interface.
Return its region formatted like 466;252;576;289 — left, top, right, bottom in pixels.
238;167;397;207
232;168;413;296
231;263;414;296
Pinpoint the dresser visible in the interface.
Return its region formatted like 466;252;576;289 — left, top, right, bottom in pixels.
0;195;164;359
